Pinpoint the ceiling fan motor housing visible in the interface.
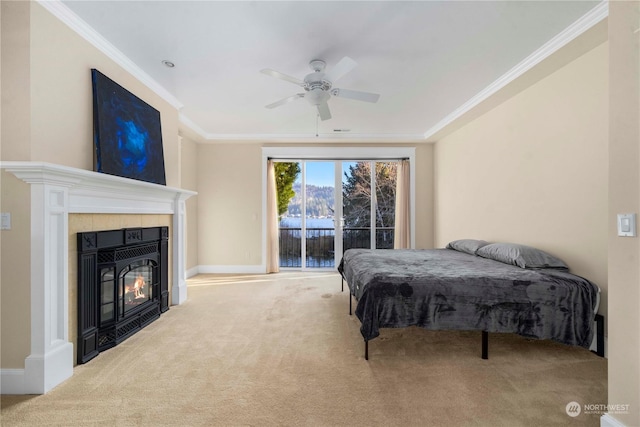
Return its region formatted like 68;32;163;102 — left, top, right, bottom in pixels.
304;72;332;90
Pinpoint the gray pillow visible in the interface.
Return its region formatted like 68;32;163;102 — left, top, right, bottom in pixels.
476;242;568;269
446;239;490;255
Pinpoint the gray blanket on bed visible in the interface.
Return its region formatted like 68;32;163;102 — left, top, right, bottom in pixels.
337;248;598;348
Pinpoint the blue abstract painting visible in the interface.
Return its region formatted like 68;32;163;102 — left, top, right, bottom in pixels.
91;69;166;185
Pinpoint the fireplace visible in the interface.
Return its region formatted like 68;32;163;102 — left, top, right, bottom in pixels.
77;226;169;364
1;162;195;394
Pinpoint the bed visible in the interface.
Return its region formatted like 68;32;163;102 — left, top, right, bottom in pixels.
337;240;602;360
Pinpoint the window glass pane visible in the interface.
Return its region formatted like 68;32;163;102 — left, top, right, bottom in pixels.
375;162;397;249
342;161;371;250
305;161;335;268
278;162;302;267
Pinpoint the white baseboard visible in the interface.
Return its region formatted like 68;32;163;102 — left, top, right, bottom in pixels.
186;266;199;278
196;264;266;274
1;369;25;395
1;342;74;395
601;413;628;427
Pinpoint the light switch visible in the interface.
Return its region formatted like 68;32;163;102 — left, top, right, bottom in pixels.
617;213;637;237
1;213;10;230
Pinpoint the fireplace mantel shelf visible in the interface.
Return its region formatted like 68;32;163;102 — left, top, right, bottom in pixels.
1;161;196;214
0;161;196;395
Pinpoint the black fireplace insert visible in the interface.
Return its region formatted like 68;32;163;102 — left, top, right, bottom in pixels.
77;227;169;364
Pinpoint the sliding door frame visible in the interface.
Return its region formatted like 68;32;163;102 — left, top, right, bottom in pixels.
261;147;416;272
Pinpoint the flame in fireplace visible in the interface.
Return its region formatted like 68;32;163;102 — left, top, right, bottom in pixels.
125;275;147;299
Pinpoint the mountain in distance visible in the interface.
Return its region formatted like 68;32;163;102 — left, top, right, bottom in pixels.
286;183;334;218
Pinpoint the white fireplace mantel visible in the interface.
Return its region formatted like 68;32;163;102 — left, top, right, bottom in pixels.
0;162;196;394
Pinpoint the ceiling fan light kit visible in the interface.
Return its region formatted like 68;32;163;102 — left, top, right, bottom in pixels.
261;56;380;121
305;89;330;106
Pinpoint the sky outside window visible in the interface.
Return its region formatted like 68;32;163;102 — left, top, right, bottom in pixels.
295;161;356;187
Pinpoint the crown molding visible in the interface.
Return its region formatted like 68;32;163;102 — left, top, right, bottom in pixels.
423;0;609;140
37;0;184;111
178;114;209;140
201;133;428;144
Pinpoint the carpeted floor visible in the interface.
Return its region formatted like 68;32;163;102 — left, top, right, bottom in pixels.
1;272;607;426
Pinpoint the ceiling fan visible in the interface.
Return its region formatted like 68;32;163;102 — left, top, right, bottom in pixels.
261;56;380;121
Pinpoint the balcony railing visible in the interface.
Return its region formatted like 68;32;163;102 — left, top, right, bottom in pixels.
279;227;395;268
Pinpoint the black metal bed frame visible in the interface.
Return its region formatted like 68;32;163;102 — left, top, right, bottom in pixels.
341;277;605;361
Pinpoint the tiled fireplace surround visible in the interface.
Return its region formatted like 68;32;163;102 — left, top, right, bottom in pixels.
1;162;196;394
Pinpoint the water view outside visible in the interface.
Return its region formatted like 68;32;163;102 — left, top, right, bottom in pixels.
278;217;394;268
279;217;335;268
280;217;334;230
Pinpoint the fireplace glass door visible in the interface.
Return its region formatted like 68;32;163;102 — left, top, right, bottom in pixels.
100;267;116;325
119;260;155;315
99;260;157;326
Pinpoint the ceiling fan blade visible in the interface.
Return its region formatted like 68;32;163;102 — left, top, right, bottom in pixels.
324;56;357;83
265;93;305;109
261;69;305;86
331;88;380;103
317;102;331;121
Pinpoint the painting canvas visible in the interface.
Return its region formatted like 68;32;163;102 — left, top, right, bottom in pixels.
91;69;166;185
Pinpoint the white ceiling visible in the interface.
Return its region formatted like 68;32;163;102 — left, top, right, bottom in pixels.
55;0;604;142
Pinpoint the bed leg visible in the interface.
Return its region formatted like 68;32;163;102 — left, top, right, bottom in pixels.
593;314;605;357
349;293;352;315
365;340;369;360
482;331;488;360
341;277;344;292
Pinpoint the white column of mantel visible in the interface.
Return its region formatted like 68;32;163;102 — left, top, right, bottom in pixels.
172;194;189;305
24;180;75;393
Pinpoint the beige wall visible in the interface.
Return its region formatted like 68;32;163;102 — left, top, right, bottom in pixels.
197;143;264;267
0;174;31;368
1;1;30;160
180;135;199;270
434;42;608;320
414;144;434;249
607;2;640;425
1;1;33;368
